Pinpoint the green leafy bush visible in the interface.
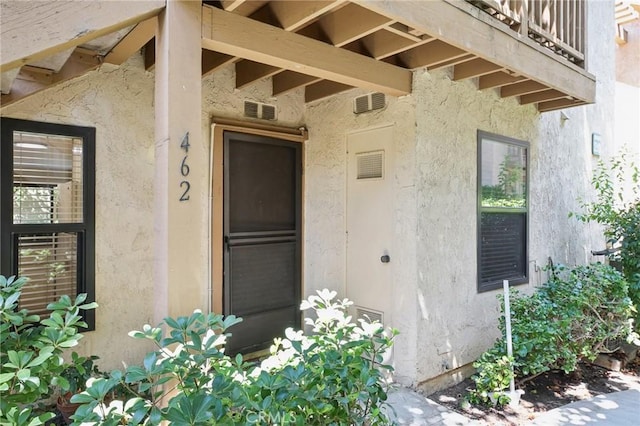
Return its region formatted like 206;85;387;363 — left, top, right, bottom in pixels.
71;289;397;425
0;275;98;424
470;263;634;406
571;153;640;328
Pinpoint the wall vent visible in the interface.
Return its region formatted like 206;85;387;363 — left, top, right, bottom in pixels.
355;306;384;324
353;92;386;114
244;100;277;120
356;150;384;180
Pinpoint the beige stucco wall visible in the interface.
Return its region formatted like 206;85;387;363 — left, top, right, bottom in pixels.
1;55;157;369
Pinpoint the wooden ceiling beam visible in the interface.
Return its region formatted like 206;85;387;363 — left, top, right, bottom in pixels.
453;58;502;80
273;71;321;96
220;0;246;12
537;98;585;112
500;80;548;97
202;5;411;96
104;16;157;65
305;80;353;102
398;39;467;69
1;48;101;106
144;38;156;71
478;71;526;89
317;3;392;47
519;89;567;105
361;29;431;60
385;23;424;42
427;53;475;70
202;50;236;77
269;0;346;32
236;60;282;88
1;0;164;72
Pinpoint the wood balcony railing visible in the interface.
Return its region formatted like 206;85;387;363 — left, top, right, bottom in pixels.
467;0;586;66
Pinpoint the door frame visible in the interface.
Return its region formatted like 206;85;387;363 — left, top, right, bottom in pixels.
210;118;306;316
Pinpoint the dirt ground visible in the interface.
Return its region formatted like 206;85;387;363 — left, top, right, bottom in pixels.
429;353;640;425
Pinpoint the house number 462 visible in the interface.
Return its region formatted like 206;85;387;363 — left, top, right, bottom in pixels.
179;132;190;202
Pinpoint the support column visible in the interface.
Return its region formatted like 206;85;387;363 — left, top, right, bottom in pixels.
154;0;205;322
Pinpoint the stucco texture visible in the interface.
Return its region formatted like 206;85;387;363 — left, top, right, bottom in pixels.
1;55;157;368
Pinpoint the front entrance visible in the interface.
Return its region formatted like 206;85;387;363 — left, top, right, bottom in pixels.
221;131;302;354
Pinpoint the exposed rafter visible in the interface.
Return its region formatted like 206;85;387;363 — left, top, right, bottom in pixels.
1;48;101;106
501;80;548;97
104;17;157;66
478;71;526;89
272;71;321;96
0;0;164;72
305;80;353;102
202;5;412;97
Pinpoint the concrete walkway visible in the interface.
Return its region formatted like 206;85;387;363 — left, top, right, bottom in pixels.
385;388;640;425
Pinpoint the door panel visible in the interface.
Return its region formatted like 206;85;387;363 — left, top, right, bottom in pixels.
346;125;394;324
223;131;301;354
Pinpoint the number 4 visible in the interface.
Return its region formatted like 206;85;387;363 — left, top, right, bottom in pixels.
181;132;190;153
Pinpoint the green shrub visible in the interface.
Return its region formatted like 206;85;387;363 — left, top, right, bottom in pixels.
571;152;640;328
0;275;98;424
71;289;397;425
470;263;634;406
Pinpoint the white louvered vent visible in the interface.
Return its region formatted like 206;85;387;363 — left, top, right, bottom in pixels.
244;101;277;120
353;92;387;114
356;150;384;180
355;306;384;324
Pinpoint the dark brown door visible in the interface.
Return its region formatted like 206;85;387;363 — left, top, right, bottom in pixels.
223;131;302;354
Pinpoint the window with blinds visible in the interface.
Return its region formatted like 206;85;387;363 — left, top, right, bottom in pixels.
477;131;528;292
1;118;95;329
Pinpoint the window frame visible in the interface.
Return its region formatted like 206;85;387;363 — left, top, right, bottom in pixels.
477;130;529;293
1;118;96;330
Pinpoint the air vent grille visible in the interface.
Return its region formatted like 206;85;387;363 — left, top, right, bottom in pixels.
355;306;383;324
356;151;384;180
243;101;277;120
353;92;386;114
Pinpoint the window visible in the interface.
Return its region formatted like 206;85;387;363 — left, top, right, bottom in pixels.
1;118;95;329
477;131;528;292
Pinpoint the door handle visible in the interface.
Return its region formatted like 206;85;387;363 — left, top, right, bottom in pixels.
380;255;390;263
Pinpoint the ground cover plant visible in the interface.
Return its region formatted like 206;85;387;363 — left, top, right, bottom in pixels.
0;275;97;425
70;289;397;425
469;263;634;406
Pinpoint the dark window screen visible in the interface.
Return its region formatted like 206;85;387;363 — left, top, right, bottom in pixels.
480;212;526;289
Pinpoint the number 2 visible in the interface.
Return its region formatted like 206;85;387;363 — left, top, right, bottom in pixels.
180;181;190;201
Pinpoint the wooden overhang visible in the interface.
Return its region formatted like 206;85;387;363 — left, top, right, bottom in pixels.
1;0;597;112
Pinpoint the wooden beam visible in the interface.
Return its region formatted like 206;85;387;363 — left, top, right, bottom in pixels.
478;71;526;89
1;48;101;106
269;0;346;31
453;58;502;80
398;39;467;69
202;5;412;97
1;0;165;72
104;17;157;65
361;29;425;60
428;53;475;70
305;80;353;102
202;50;235;77
220;0;246;11
537;99;585;112
236;60;281;88
386;23;424;42
316;3;392;47
519;89;567;105
273;71;321;95
356;0;595;102
501;80;548;97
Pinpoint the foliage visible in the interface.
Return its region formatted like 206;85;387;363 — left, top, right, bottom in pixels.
71;289;397;425
59;352;101;397
0;275;98;424
571;153;640;328
470;264;634;406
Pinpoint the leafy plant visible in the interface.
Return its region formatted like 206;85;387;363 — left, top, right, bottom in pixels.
470;263;634;406
0;275;98;424
71;289;397;425
571;152;640;328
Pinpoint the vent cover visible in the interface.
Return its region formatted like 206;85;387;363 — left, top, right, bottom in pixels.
355;306;384;324
244;101;277;120
353;92;386;114
356;150;384;180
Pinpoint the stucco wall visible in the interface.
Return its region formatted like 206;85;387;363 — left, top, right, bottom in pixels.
303;89;418;383
1;56;157;369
